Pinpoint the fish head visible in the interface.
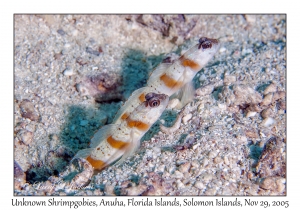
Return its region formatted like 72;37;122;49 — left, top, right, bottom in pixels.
193;37;220;68
139;92;169;124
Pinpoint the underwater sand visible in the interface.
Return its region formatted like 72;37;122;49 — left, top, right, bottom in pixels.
14;14;286;195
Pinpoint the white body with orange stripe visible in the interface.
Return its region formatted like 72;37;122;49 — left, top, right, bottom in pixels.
73;37;219;172
113;37;220;124
73;92;169;171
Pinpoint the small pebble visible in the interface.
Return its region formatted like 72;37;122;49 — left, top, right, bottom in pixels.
197;103;205;112
199;74;206;81
19;99;39;121
194;181;205;189
259;177;285;193
167;98;180;109
246;111;257;118
244;15;256;24
157;165;166;173
86;47;101;56
182;113;192;124
63;68;74;76
202;173;213;181
176;180;185;189
261;117;276;127
126;184;148;196
214;156;222;164
202;158;209;167
14;161;26;190
219;47;226;53
195;84;214;96
224;156;229;165
263;83;277;95
57;29;66;36
174;170;184;179
237;135;248;144
20;130;33;145
208;151;218;159
272;91;285;102
261;93;273;106
261;108;272;119
244;129;258;139
179;162;191;173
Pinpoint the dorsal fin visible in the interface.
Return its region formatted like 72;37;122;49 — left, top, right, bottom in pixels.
90;124;118;148
113;87;152;123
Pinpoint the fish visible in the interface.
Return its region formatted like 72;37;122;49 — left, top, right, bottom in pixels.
72;37;219;172
113;37;220;124
73;92;169;172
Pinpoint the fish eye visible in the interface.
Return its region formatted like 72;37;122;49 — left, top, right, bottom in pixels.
199;37;208;44
201;41;212;49
149;99;160;107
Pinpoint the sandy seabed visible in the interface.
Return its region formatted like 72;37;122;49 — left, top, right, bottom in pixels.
14;14;286;195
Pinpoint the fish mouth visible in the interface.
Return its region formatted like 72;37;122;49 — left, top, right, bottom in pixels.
198;37;219;50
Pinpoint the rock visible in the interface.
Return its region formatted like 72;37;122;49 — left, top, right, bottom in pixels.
278;100;286;110
224;156;229;165
256;137;286;178
261;117;276;127
63;68;74;76
246;104;262;112
202;158;209;167
199;74;206;81
237;135;248;144
261;93;273;106
208;151;218;159
261;108;272;119
204;187;216;195
70;158;93;189
126;184;148;196
179;162;191;173
76;83;89;95
232;85;262;106
105;185;115;195
182;113;192;124
263;83;277;95
57;29;66;36
246;111;257;118
245;129;259;139
19;99;40;121
174;170;184;179
259;176;285;194
272;91;285;102
167;98;180;109
244;15;256;24
176;180;185;189
195;83;215;96
213;156;223;164
86;47;102;56
14;161;26;190
157;165;166;173
202;173;213;182
20;130;33;145
194;181;205;189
